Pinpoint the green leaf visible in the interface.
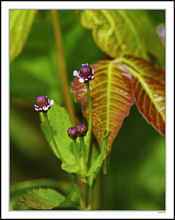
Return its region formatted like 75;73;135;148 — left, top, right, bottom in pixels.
10;10;37;62
40;103;77;165
72;60;135;156
61;163;80;174
10;179;73;210
58;192;81;209
20;188;65;210
86;131;110;176
118;55;165;135
77;10;164;59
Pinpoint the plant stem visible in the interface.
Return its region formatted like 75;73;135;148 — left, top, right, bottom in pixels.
79;137;87;175
86;81;92;160
87;175;93;209
67;172;84;209
86;81;93;209
43;112;83;207
50;10;78;126
73;139;79;164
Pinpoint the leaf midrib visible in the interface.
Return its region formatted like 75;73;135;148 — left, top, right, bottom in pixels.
107;61;113;132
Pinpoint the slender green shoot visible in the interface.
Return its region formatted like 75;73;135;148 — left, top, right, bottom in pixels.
86;81;92;160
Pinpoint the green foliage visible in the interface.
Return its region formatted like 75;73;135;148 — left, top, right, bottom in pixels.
10;179;72;210
20;188;65;209
61;163;80;174
10;10;37;62
10;9;165;211
40;103;75;164
86;131;110;176
77;10;164;59
58;192;81;209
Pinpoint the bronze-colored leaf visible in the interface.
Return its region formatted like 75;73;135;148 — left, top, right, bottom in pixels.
72;60;135;155
117;55;165;135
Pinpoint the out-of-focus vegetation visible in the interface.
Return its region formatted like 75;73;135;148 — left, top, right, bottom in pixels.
10;10;165;210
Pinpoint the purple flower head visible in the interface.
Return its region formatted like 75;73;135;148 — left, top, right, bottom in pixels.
67;127;77;139
73;63;94;83
34;95;54;112
76;124;88;137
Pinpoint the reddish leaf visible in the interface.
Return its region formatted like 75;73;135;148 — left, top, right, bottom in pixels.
72;60;135;155
118;55;165;135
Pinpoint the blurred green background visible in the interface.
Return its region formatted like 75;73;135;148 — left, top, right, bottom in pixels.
10;10;165;210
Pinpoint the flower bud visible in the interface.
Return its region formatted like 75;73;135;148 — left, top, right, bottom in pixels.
76;124;88;137
34;95;54;112
73;63;94;83
67;127;77;139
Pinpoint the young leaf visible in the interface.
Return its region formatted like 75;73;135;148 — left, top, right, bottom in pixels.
118;55;165;135
77;10;163;59
10;10;37;62
61;163;81;174
86;131;110;176
72;60;135;155
40;103;76;165
20;188;65;210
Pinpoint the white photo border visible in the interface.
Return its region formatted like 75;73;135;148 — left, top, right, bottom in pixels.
1;1;174;219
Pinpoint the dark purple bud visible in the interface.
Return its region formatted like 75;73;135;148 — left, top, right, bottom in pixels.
34;95;54;112
73;63;94;83
76;124;88;137
79;65;92;78
67;127;77;139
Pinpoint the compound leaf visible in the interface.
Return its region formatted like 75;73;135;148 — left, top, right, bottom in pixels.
117;55;165;135
72;60;135;155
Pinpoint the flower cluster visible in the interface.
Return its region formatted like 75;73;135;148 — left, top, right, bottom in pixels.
68;124;88;139
73;63;94;83
34;95;54;112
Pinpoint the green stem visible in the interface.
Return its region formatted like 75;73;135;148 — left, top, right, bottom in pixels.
87;175;93;209
67;173;84;209
85;81;93;209
79;137;87;175
73;139;79;164
86;81;92;160
79;137;90;209
103;157;108;174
